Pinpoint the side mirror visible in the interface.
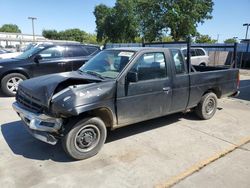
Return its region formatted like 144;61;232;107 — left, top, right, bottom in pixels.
34;54;42;63
127;71;138;82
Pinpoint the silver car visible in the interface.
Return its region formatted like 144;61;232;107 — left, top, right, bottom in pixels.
182;48;209;66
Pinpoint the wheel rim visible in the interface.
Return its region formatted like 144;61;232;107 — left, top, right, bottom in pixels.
6;77;23;93
205;97;215;115
74;124;101;152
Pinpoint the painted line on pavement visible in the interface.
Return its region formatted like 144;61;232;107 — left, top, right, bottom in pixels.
155;136;250;188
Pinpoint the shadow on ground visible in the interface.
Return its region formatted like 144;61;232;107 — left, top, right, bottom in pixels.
0;91;12;98
1;120;72;162
1;112;200;162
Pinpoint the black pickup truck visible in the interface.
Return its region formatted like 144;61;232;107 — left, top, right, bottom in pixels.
12;47;239;160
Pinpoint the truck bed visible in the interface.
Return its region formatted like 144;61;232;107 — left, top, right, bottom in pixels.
192;65;228;72
187;66;239;108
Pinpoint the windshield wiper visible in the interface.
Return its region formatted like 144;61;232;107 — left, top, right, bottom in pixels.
79;70;105;80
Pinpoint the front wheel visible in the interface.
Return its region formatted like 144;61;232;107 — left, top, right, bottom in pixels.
1;73;27;97
62;117;107;160
195;92;218;120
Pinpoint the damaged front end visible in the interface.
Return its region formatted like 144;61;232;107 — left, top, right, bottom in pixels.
12;71;115;145
12;101;63;145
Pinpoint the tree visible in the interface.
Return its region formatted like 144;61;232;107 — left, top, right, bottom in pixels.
162;36;174;42
94;0;214;42
42;28;97;44
136;0;166;42
165;0;214;41
94;4;112;42
94;0;138;43
42;30;59;39
195;34;216;43
58;29;87;42
84;33;98;44
224;38;237;43
0;24;21;33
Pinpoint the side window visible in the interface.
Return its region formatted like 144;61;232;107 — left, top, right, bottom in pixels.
66;46;89;57
39;46;64;59
131;52;167;81
170;49;186;75
196;49;205;56
86;47;98;55
190;49;196;56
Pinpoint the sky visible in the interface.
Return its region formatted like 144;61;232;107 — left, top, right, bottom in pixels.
0;0;250;42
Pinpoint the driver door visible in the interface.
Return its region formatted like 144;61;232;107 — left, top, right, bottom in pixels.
116;51;172;126
31;46;66;77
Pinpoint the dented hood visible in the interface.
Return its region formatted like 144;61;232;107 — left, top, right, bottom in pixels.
18;71;102;107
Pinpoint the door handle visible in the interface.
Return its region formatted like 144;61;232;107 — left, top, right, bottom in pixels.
58;62;66;65
163;87;171;94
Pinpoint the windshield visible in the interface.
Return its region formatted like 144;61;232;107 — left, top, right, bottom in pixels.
16;46;45;59
79;50;135;79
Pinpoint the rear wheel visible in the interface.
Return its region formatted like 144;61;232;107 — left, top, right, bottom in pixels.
62;117;107;160
195;92;217;120
199;62;206;66
1;73;27;97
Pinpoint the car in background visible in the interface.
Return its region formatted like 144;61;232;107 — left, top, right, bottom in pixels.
181;48;209;66
0;49;11;54
0;51;22;59
0;43;100;96
4;45;17;52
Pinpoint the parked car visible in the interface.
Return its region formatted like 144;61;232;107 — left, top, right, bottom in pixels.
4;45;17;52
0;43;100;96
0;49;11;54
0;51;22;59
181;48;209;66
13;47;239;160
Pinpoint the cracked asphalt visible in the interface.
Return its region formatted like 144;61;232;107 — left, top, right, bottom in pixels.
0;74;250;188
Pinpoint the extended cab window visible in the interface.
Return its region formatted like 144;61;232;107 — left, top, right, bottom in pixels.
131;52;167;81
39;46;64;59
170;49;186;74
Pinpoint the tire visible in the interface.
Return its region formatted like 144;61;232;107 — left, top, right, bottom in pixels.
62;117;107;160
1;73;27;97
199;62;206;66
195;92;218;120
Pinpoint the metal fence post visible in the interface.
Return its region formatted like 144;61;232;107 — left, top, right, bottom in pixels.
233;42;238;68
187;36;191;73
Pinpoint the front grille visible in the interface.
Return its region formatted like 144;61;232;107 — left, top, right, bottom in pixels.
16;87;43;113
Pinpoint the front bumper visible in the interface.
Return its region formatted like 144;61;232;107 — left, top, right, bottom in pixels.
12;102;63;145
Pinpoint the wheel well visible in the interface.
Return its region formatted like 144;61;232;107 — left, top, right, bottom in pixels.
78;107;114;128
0;70;30;81
204;88;222;98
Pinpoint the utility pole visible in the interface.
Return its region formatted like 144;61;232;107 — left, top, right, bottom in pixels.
216;34;220;43
243;23;250;39
28;17;37;42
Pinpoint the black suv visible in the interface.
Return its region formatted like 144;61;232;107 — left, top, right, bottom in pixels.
0;43;100;96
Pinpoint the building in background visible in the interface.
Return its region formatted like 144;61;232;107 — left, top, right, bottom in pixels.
0;32;46;50
0;32;79;52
